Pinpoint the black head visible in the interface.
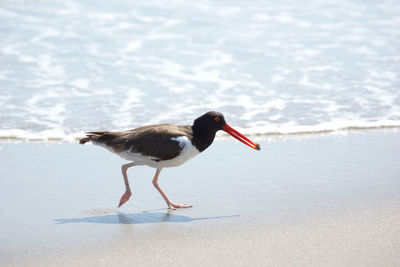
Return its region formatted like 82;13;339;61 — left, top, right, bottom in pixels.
191;111;226;152
193;111;226;132
192;111;261;152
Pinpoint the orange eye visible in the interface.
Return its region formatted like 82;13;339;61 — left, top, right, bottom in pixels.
214;116;220;122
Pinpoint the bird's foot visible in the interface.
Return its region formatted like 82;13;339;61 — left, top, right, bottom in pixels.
168;203;192;210
118;190;132;208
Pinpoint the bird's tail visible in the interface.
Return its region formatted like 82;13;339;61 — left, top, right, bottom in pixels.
79;131;107;144
79;137;91;144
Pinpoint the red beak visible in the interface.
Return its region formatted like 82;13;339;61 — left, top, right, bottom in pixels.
223;124;261;150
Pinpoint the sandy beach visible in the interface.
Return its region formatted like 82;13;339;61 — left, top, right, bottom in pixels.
1;130;400;266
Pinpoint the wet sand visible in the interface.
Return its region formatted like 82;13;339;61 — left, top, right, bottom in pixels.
1;130;400;266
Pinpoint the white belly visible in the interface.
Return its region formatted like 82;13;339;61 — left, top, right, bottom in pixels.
96;136;200;168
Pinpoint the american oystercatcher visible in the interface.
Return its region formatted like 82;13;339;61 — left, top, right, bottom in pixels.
80;111;260;209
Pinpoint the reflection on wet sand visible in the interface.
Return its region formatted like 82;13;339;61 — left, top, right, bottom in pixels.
55;211;239;225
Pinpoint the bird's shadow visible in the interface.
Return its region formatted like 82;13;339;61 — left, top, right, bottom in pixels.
54;210;239;225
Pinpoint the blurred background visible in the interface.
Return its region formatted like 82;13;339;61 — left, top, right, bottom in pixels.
1;0;399;140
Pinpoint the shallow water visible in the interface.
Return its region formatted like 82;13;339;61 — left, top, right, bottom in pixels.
1;0;400;140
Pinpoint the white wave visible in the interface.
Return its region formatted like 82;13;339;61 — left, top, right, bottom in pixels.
0;129;84;142
70;79;91;89
1;120;399;143
238;120;400;136
1;0;400;143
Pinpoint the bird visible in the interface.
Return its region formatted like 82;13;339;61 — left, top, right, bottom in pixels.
79;111;260;209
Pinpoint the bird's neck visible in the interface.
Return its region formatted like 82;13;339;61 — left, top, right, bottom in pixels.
191;124;217;152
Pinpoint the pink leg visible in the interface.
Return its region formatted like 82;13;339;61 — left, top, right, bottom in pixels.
152;168;192;210
118;162;135;207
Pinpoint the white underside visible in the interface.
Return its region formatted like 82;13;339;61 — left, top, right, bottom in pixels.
95;136;200;168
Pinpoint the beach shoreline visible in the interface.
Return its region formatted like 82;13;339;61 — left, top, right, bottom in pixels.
1;125;400;143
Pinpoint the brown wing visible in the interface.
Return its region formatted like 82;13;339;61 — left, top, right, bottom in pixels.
83;124;193;161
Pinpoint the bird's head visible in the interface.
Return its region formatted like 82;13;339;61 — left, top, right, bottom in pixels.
193;111;260;150
193;111;227;131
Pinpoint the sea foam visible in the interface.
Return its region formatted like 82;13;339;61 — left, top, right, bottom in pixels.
0;0;399;141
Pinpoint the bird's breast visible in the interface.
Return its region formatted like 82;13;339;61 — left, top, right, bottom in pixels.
163;136;200;167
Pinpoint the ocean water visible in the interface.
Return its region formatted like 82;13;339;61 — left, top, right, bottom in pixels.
0;0;399;141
